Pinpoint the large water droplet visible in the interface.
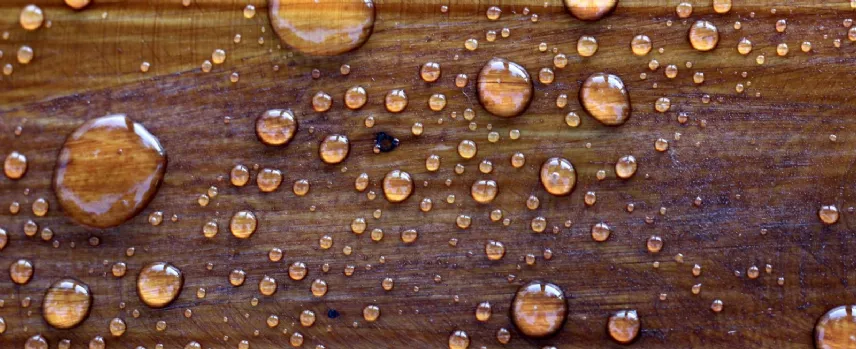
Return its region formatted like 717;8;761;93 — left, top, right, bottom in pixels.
269;0;376;56
54;115;166;228
816;305;856;349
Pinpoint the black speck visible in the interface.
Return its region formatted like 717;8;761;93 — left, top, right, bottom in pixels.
375;132;400;153
327;309;340;319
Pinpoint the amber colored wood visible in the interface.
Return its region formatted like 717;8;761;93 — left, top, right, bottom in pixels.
2;1;856;348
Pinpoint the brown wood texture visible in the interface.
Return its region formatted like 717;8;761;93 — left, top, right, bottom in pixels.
1;0;856;348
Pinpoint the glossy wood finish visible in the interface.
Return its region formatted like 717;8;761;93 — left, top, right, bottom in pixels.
1;1;856;348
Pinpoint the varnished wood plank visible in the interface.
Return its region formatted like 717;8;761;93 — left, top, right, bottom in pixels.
1;0;856;348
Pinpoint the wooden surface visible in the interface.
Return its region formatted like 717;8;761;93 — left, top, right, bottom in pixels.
1;0;856;348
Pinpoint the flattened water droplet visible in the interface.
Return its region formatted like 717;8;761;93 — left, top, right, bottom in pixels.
477;58;533;118
54;115;166;228
269;0;376;56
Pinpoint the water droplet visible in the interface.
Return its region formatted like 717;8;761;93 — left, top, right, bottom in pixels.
471;179;498;204
676;2;693;18
475;301;492;322
259;275;277;296
20;5;44;31
608;310;640;344
428;93;447;111
689;20;719;51
54;115;166;228
713;0;732;13
538;67;555;84
615;155;637;179
230;211;258;238
577;35;598;57
457;139;478;159
400;229;418;244
256;109;297;146
580;73;631;126
448;330;470;349
65;0;91;10
384;89;408;113
25;335;48;349
646;236;663;253
319;134;350;164
363;305;380;322
42;279;92;329
109;317;126;336
269;0;375;55
420;62;441;82
540;157;576;196
477;58;533;117
257;168;283;192
344;86;368;110
4;151;27;179
776;19;787;33
819;205;839;224
137;262;183;308
631;35;652;56
655;138;670;152
243;4;256;18
591;222;611;242
464;38;479;50
486;6;502;20
382;170;413;203
815;305;856;348
563;0;617;21
229;269;246;286
10;258;33;284
511;280;567;338
312;91;333;112
710;299;723;312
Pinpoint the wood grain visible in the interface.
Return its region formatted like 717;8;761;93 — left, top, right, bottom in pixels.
2;0;856;348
